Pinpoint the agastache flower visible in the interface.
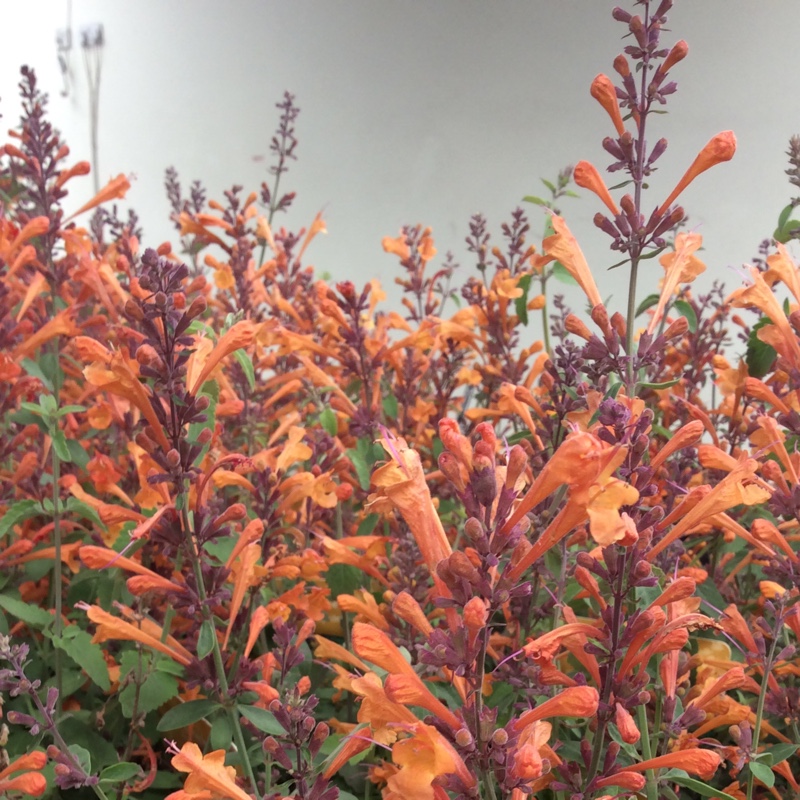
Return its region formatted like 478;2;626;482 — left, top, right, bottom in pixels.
590;73;627;136
656;131;736;216
574;161;620;216
540;215;603;308
0;752;48;798
168;742;252;800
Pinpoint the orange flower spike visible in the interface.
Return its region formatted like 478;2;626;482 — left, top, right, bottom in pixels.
189;320;259;394
512;686;599;732
574;161;620;216
657;131;736;216
542;215;604;308
170;742;252;800
66;173;131;220
625;749;722;781
590;74;626;136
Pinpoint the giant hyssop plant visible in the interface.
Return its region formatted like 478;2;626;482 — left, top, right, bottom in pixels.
1;2;800;799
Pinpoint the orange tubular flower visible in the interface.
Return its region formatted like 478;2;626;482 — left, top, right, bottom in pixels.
367;433;452;581
82;604;193;666
189;320;259;394
66;173;131;220
169;742;252;800
541;215;603;308
657;131;736;216
0;751;48;798
574;161;620;216
512;686;599;732
386;722;476;800
624;748;722;781
590;73;626;136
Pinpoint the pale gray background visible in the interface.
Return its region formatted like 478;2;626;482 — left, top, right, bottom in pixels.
2;2;797;319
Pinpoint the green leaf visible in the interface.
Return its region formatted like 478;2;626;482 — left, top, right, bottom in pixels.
356;514;380;537
635;293;660;317
673;299;698;333
210;712;233;750
58;404;87;416
0;499;42;538
762;743;797;765
515;273;532;325
0;594;53;628
238;703;286;734
320;407;338;437
69;744;92;775
157;698;218;731
778;202;795;230
670;775;739;800
551;262;578;285
21;357;54;392
327;563;364;598
65;439;90;470
121;668;179;717
522;195;549;207
53;628;110;690
746;318;777;378
748;760;775;788
51;428;72;463
233;348;256;392
382;393;398;420
65;497;102;526
347;448;372;491
197;619;216;660
637;378;679;390
541;178;556;193
776;219;800;243
99;762;142;785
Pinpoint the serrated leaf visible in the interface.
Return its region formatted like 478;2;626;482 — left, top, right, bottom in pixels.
748;760;775;788
99;762;142;785
0;499;42;538
0;594;53;628
319;407;338;436
635;293;660;317
746;318;777;378
197;618;216;660
238;704;286;734
233;348;256;392
670;775;738;800
54;628;110;690
673;299;698;333
515;273;532;325
157;698;218;731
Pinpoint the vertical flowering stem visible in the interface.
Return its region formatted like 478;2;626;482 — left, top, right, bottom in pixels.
51;441;63;717
637;704;658;800
624;4;653;392
745;630;780;800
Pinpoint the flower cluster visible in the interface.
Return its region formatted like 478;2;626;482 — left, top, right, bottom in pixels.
1;3;800;800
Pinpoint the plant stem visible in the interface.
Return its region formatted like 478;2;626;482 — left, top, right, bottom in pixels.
746;633;780;800
52;443;63;718
180;504;262;800
637;703;658;800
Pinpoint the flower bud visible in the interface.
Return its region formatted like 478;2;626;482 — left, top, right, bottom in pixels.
463;597;488;632
615;703;641;744
166;449;181;469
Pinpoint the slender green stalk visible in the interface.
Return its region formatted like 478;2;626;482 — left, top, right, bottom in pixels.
746;633;780;800
52;444;62;718
180;504;262;800
637;703;658;800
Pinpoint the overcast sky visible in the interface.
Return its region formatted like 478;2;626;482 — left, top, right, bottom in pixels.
3;1;799;318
